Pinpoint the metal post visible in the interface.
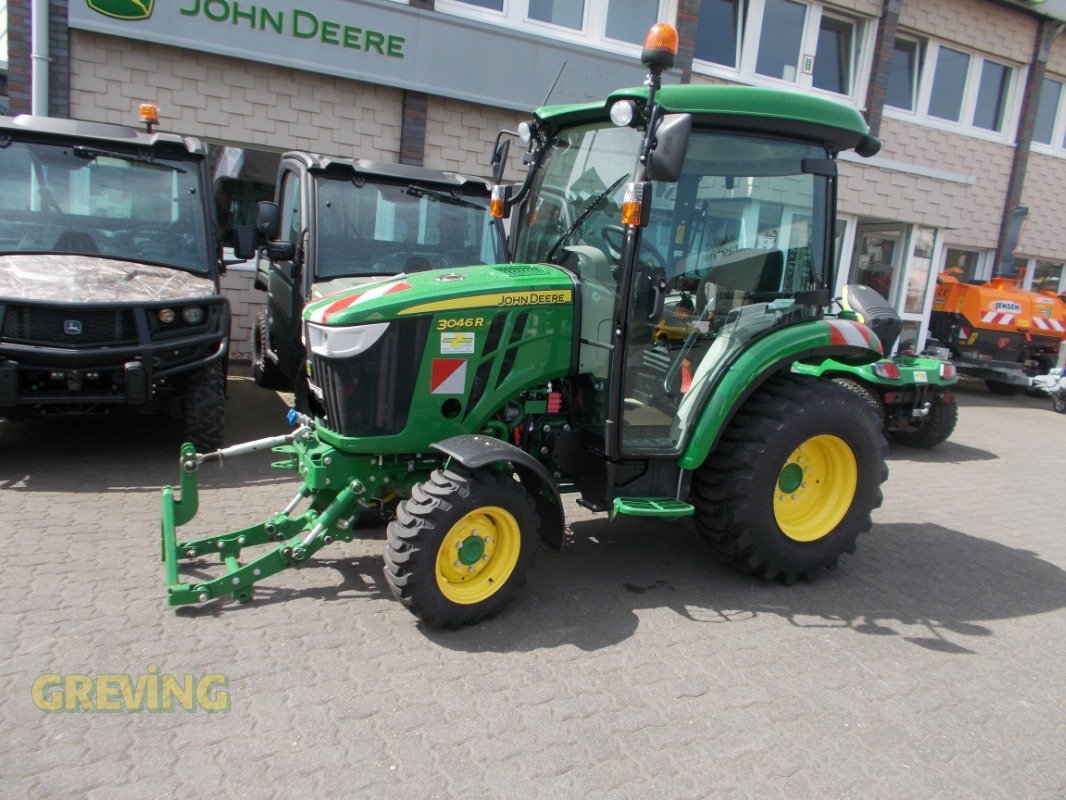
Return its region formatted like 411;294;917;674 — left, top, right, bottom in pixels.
31;0;50;116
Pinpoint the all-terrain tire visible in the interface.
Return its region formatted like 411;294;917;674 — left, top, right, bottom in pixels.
251;312;286;389
888;396;958;448
985;379;1020;396
384;466;539;628
182;361;226;451
692;374;887;583
1052;389;1066;414
831;376;885;426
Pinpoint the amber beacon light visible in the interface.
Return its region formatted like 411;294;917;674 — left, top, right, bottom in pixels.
139;103;160;133
641;22;679;70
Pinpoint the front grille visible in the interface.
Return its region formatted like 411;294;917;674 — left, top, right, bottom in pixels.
311;317;430;437
493;265;551;277
1;305;138;347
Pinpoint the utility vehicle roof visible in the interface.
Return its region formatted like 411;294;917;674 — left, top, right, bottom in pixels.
0;114;206;156
283;152;492;193
532;84;870;153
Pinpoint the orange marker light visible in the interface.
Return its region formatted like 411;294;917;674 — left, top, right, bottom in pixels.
490;185;506;219
641;22;679;70
621;182;644;226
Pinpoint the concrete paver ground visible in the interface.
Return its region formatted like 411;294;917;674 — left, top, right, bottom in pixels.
1;372;1063;799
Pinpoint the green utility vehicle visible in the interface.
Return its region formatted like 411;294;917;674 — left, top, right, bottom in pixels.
162;23;891;627
249;153;498;398
0;110;233;450
793;284;959;448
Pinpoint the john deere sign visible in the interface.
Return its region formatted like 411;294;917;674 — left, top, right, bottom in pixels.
88;0;154;21
68;0;663;112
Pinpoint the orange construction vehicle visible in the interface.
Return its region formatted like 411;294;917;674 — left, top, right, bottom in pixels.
930;273;1066;394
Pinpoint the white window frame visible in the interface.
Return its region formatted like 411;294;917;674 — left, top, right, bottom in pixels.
690;0;875;106
884;36;1023;144
435;0;679;55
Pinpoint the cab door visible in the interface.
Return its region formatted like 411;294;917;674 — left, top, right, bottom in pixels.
266;167;306;377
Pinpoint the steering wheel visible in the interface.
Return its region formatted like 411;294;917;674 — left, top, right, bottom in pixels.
601;224;669;269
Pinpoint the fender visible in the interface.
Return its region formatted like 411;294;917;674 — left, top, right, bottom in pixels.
431;434;565;550
677;319;881;471
792;354;958;388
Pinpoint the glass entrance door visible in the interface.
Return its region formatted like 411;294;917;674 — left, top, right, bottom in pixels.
850;224;906;304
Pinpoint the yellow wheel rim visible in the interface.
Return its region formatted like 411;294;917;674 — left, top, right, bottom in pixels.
773;434;857;542
435;506;521;605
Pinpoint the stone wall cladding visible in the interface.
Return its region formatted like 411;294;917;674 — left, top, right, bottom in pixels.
423;96;527;181
839;116;1013;250
1018;152;1066;259
220;270;263;364
68;31;402;161
899;0;1036;63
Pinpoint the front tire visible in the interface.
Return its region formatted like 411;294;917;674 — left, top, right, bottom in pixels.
888;397;958;448
692;375;887;583
384;467;539;627
1052;389;1066;414
182;361;226;451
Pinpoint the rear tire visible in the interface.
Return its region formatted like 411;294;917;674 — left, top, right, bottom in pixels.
182;361;226;451
384;466;539;627
888;397;958;448
984;379;1020;396
251;312;285;389
1052;389;1066;414
692;375;887;583
831;376;885;426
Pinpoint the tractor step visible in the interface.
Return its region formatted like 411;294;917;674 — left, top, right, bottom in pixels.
611;497;694;520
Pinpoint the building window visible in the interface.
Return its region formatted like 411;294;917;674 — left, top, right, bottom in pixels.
438;0;674;52
1033;78;1062;145
755;0;808;82
885;37;1017;138
691;0;869;101
928;46;969;122
529;0;584;30
943;248;984;283
1033;260;1065;293
693;0;741;68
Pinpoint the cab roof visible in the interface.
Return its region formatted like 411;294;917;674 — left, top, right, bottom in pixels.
532;84;870;153
284;152;492;194
0;114;206;156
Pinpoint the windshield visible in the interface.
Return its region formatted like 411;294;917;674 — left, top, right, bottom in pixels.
0;139;213;272
314;176;499;279
513;123;642;266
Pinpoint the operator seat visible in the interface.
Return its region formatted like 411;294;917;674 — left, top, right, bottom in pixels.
54;231;99;255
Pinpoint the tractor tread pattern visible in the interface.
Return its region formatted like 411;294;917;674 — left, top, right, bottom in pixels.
383;466;538;628
692;374;887;584
888;397;958;448
182;361;225;452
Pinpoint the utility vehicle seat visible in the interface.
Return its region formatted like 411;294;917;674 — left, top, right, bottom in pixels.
842;283;902;352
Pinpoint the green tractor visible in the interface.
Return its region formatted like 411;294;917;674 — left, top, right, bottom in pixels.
162;23;892;627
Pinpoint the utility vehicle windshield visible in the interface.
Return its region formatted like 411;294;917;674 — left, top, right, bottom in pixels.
314;176;499;279
0;139;213;273
516;120;832;454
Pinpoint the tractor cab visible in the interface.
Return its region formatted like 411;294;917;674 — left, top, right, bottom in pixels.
491;25;882;507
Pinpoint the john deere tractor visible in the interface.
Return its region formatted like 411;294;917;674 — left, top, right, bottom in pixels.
162;23;891;627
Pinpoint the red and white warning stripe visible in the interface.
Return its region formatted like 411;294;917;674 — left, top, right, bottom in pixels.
1031;317;1066;332
827;319;882;354
311;281;412;324
980;311;1016;326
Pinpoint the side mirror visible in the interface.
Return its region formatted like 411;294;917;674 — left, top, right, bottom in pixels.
647;113;691;183
256;201;280;241
233;225;256;261
265;240;297;263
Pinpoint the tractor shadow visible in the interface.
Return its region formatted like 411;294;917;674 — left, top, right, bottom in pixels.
422;517;1066;655
0;372;297;493
886;439;996;463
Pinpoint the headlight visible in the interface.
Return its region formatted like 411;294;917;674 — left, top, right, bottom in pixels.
182;306;206;325
306;321;390;358
157;308;176;324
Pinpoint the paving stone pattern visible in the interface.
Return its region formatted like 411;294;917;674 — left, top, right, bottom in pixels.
1;374;1063;799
